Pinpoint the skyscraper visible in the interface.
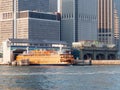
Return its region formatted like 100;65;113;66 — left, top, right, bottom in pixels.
114;0;120;52
0;0;57;12
98;0;114;44
49;0;58;12
61;0;98;44
0;0;58;45
17;11;60;41
114;5;119;46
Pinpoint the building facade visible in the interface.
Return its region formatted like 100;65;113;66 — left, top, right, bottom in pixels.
114;6;119;47
0;0;57;12
0;11;60;45
0;0;58;45
72;41;117;60
61;0;98;44
114;0;120;53
61;0;120;45
98;0;114;44
49;0;58;12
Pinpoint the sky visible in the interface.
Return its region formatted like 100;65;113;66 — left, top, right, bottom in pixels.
57;0;60;12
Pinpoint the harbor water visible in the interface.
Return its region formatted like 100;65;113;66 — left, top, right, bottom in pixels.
0;65;120;90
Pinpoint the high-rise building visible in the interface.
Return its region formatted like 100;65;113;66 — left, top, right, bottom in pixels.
18;0;49;12
0;11;60;45
61;0;120;45
98;0;114;44
0;0;58;45
98;0;120;46
17;11;60;41
114;0;120;53
19;0;57;12
61;0;98;44
0;0;57;12
49;0;58;12
114;6;119;46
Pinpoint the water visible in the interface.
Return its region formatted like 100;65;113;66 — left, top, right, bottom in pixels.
0;65;120;90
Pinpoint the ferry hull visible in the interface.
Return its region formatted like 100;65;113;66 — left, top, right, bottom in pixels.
16;50;74;65
16;55;74;65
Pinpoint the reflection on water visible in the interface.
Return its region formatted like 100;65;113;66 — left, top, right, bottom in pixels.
0;65;120;90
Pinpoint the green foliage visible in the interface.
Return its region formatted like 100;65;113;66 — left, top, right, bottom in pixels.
71;49;80;59
0;53;3;58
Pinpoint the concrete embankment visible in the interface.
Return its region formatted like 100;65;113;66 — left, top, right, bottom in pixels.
0;58;5;65
0;58;2;62
74;60;120;65
74;60;91;65
91;60;120;65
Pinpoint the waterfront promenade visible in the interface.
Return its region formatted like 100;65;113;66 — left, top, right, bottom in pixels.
74;60;120;65
75;60;120;65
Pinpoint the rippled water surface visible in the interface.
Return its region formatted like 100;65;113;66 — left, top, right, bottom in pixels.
0;65;120;90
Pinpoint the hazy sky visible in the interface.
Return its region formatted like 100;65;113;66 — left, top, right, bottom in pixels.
57;0;60;12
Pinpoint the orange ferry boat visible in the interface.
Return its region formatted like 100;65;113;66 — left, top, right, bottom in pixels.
16;49;74;65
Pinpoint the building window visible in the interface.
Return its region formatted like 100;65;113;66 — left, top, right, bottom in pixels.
72;14;73;18
69;14;71;18
99;29;101;33
64;14;66;18
102;29;104;33
3;13;7;19
3;13;12;19
109;34;111;36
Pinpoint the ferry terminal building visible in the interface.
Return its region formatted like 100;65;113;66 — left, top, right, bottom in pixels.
2;39;69;64
72;41;118;60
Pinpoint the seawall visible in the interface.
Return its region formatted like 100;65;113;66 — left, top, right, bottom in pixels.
92;60;120;65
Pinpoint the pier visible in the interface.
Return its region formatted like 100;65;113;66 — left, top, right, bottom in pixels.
73;59;92;65
74;59;120;65
91;60;120;65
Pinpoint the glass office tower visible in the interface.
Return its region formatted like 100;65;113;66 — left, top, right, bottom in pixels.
0;0;57;12
61;0;98;44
